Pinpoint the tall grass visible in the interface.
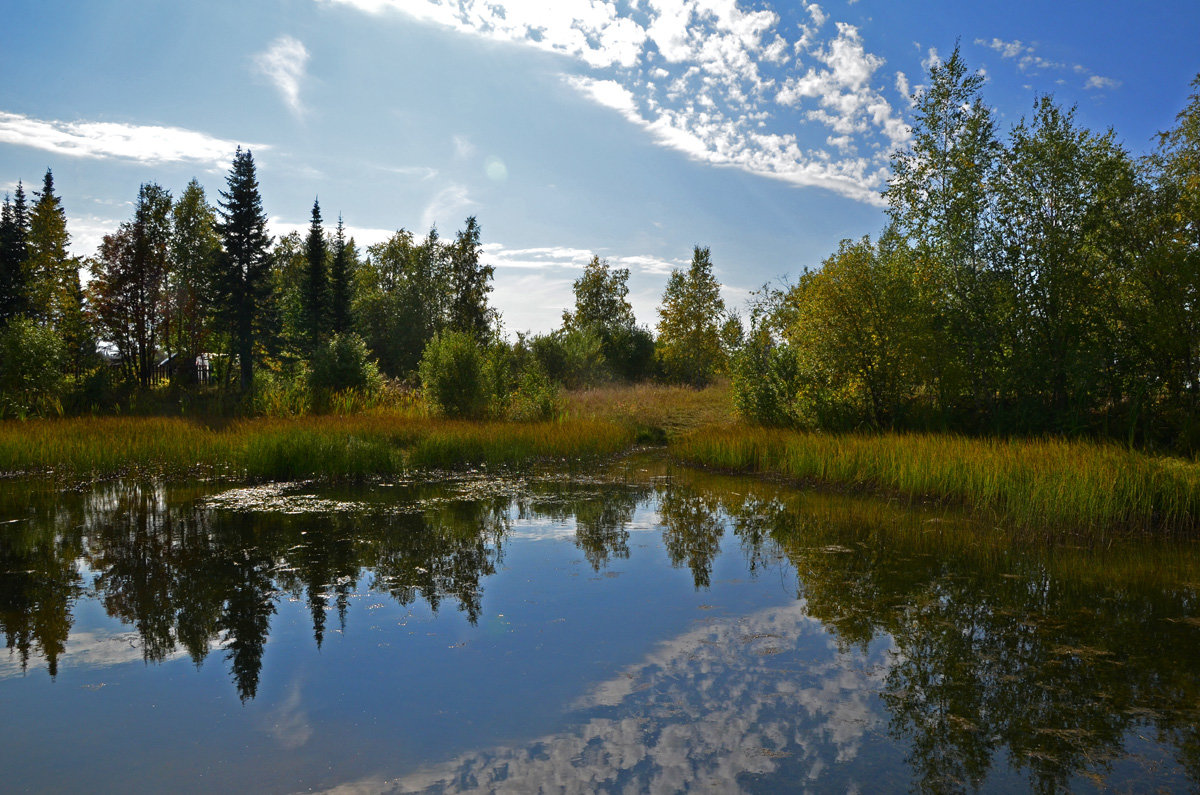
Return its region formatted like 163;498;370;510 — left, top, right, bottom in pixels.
671;427;1200;537
0;412;636;482
565;380;734;439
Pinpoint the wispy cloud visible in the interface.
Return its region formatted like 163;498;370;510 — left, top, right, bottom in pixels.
421;183;475;231
383;165;439;180
452;134;475;161
321;0;911;206
254;35;311;116
0;111;255;168
975;37;1119;92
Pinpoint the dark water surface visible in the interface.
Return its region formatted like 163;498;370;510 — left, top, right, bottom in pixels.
2;458;1199;793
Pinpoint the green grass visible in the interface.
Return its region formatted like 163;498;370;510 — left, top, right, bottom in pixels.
671;427;1200;538
0;412;636;482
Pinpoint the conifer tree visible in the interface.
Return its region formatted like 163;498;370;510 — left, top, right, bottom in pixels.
26;170;75;328
329;215;352;335
216;148;272;392
0;182;29;323
302;198;328;351
448;216;494;342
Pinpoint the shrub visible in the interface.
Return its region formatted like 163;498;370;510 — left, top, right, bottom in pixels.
507;361;561;422
483;340;520;416
419;330;489;418
730;333;800;426
0;317;65;419
532;328;610;389
309;332;384;411
602;325;656;382
253;365;310;417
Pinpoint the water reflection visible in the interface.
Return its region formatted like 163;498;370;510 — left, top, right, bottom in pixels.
1;468;1199;791
386;602;895;794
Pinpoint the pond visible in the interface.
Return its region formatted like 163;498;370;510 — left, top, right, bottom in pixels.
2;457;1199;793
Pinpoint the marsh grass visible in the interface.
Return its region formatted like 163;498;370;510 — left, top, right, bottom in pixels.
0;412;635;482
671;427;1200;537
564;381;734;440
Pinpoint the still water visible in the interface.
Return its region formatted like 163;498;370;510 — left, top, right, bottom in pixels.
1;459;1199;793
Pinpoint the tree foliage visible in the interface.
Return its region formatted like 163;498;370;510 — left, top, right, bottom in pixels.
0;181;30;324
168;179;221;385
302;198;328;350
656;246;727;386
419;329;489;419
89;183;173;388
447;216;494;342
736;61;1200;450
216;148;272;392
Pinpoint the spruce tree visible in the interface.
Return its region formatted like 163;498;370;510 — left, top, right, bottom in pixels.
216;148;272;392
27;170;74;328
0;182;29;323
302;197;328;351
448;216;494;343
329;215;352;335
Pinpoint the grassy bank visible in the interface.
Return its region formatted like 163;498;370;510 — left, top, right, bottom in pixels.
671;427;1200;538
0;412;636;482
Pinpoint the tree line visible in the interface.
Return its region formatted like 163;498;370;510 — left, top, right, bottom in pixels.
733;52;1200;451
0;148;738;418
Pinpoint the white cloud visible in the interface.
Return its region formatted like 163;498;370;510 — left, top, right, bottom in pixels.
565;76;643;124
975;37;1119;92
254;35;311;116
0;111;255;168
1085;74;1121;91
976;37;1030;60
384;165;439;180
269;216;395;247
322;0;910;205
324;0;646;68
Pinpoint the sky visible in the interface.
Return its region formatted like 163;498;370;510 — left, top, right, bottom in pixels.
1;0;1197;335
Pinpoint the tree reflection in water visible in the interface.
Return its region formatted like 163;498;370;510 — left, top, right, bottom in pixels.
1;470;1198;790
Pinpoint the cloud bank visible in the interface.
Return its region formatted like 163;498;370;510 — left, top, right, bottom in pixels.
322;0;913;205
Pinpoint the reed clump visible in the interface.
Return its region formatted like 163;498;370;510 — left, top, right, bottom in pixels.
0;412;635;482
671;427;1200;537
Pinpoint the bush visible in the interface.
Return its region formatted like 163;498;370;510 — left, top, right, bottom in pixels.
602;325;656;382
419;330;489;418
0;317;65;419
507;361;561;422
309;333;384;411
730;333;800;426
532;328;610;389
253;365;311;417
483;341;520;417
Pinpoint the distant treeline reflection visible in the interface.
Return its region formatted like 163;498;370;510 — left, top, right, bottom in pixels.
2;473;1199;790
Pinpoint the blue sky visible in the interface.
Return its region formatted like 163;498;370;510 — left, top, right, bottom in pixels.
1;0;1197;334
